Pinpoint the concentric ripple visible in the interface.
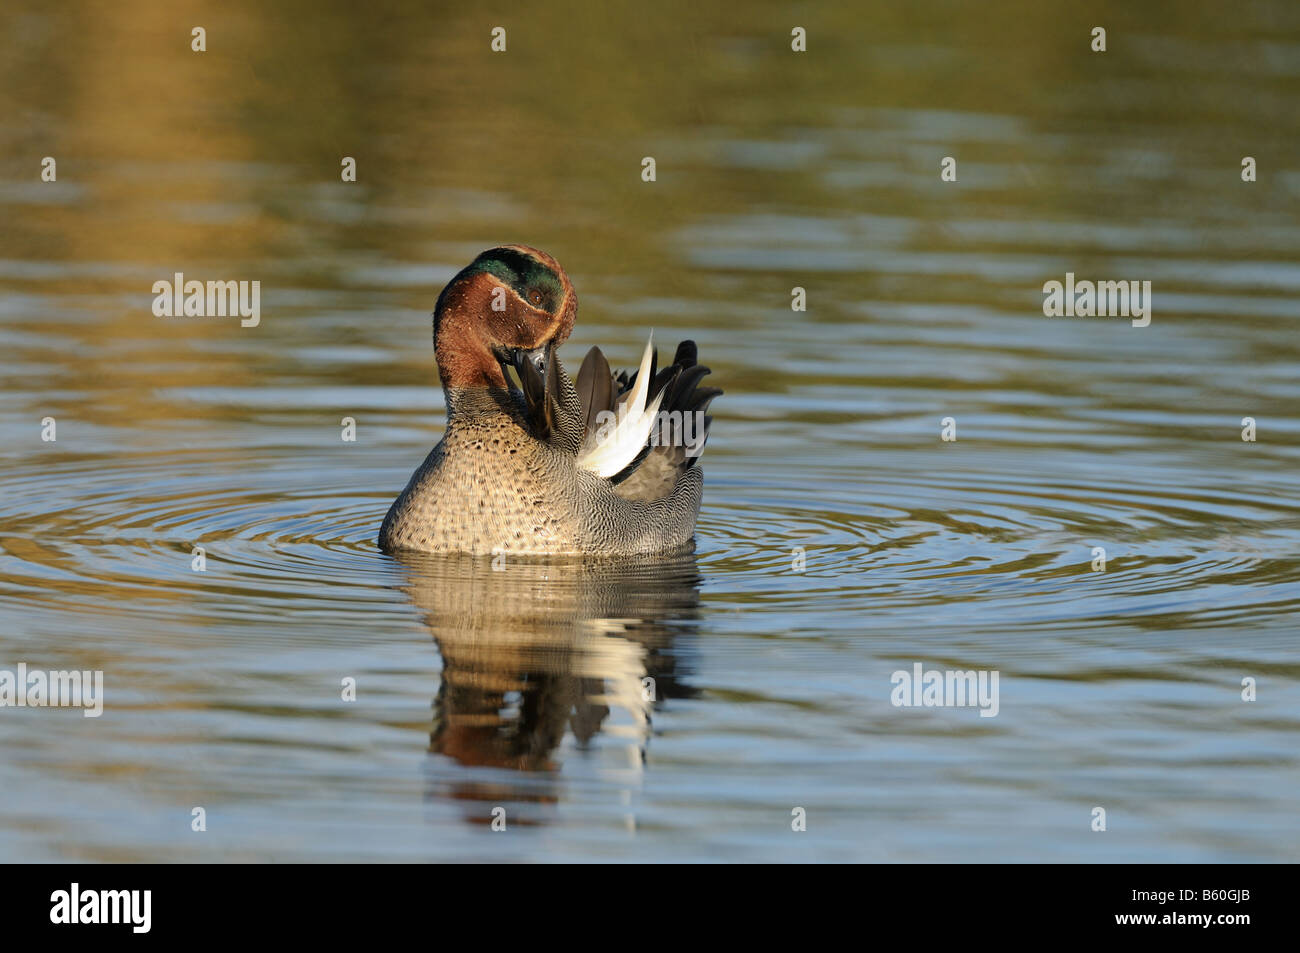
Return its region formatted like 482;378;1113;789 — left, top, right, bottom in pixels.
699;455;1300;631
0;450;401;635
6;437;1294;643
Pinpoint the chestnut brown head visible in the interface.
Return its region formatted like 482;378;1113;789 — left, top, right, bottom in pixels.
433;245;577;390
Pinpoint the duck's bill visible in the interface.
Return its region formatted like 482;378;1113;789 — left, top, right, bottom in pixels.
492;342;551;389
511;343;551;379
497;341;561;437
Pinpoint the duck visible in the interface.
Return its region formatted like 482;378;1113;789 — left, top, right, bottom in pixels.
378;245;721;556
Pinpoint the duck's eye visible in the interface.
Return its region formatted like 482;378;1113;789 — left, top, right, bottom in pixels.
528;289;544;306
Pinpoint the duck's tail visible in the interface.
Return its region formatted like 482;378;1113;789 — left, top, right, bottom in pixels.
575;336;721;501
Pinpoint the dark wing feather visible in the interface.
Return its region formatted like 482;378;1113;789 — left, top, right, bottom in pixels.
576;347;613;438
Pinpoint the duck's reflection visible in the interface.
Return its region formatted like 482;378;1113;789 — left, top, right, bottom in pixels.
394;549;702;827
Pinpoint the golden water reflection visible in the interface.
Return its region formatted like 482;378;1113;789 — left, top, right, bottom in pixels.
396;551;701;825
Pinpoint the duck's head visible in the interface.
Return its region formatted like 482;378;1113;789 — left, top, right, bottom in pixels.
432;245;577;391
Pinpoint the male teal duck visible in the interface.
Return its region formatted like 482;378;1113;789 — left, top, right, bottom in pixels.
378;245;721;556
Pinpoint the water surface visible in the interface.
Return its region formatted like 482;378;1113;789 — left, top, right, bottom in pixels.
1;0;1298;862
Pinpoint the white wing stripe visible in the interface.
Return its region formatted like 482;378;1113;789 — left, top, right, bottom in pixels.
577;332;661;479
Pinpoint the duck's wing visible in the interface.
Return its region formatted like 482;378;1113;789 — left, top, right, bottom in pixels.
574;334;664;480
576;335;721;499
